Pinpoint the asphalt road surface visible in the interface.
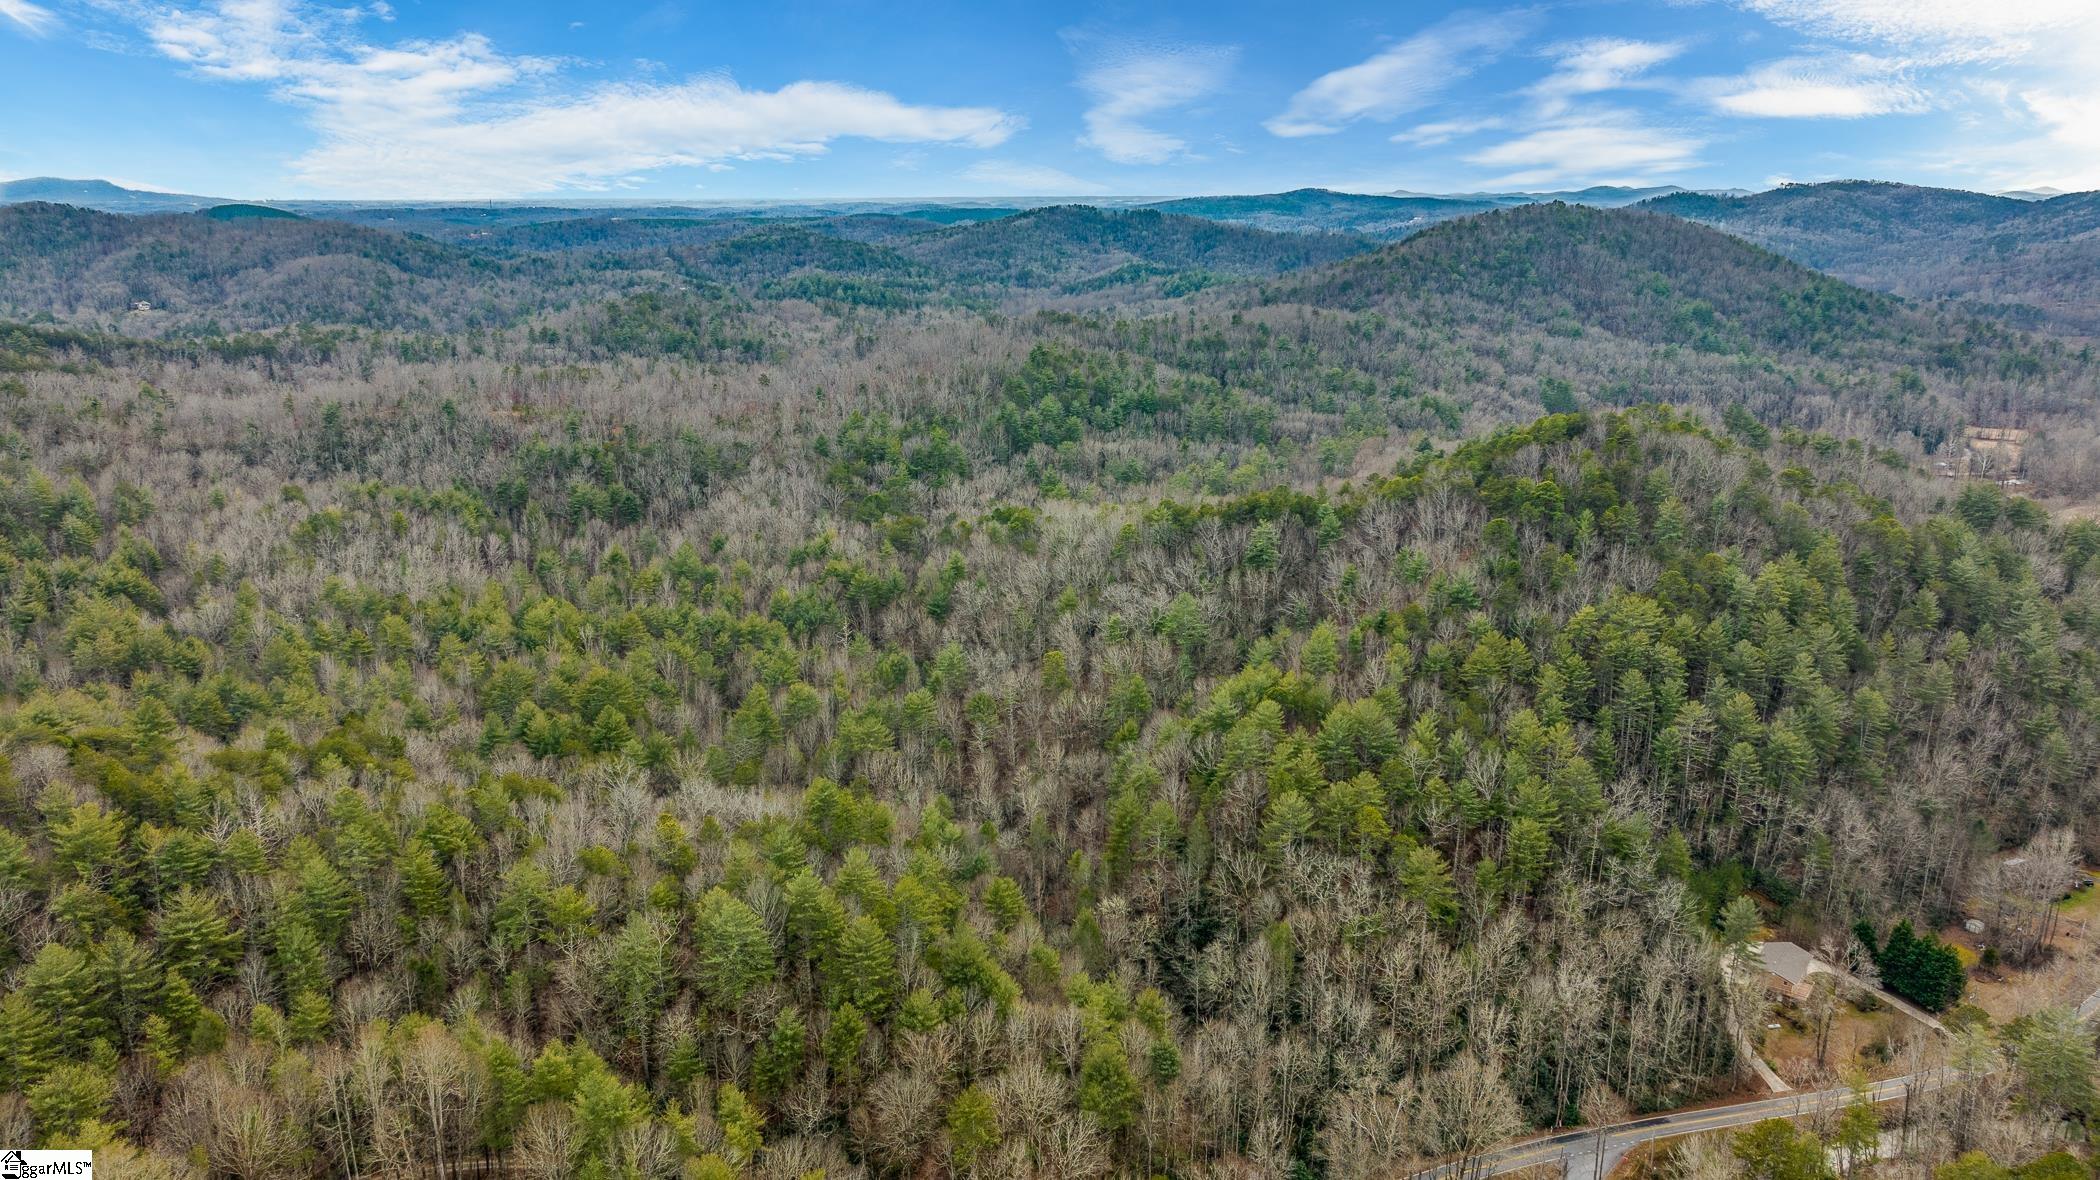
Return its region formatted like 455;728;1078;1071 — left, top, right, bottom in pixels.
1418;977;2100;1180
1419;1070;1954;1180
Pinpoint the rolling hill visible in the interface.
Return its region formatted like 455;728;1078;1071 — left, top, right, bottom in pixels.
1142;186;1770;240
197;203;302;221
1390;183;1737;206
1276;201;1909;355
1032;199;2100;471
1146;189;1499;239
31;177;2100;335
895;203;1373;290
0;202;534;329
0;198;1374;327
1647;180;2100;333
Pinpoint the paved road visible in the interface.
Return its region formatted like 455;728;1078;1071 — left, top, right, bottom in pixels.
1419;1072;1952;1180
1418;977;2100;1180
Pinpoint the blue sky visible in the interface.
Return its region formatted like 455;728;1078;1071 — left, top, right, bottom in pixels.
3;0;2097;199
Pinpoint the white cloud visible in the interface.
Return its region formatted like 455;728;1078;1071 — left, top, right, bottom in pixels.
1707;55;1928;118
1;0;55;35
1529;37;1682;116
1069;38;1237;165
1392;116;1506;147
2005;87;2100;190
1732;0;2100;195
960;160;1107;194
294;77;1019;197
1430;35;1697;190
135;0;1021;197
1464;110;1703;187
1732;1;2093;63
1265;11;1534;137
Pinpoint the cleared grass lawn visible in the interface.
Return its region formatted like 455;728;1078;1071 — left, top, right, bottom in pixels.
2055;872;2100;919
1959;871;2100;1023
1760;1000;1917;1087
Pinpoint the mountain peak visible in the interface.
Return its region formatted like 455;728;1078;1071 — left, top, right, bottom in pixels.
0;176;230;212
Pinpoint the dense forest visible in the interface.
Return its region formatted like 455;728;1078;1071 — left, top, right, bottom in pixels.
1648;182;2100;336
0;190;2096;1179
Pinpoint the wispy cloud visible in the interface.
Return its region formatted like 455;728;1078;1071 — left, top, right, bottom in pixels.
1392;116;1507;147
960;160;1107;194
1265;11;1535;138
1464;109;1702;187
2012;87;2100;188
1068;34;1237;165
1731;1;2091;64
1706;55;1928;118
1453;33;1697;190
1730;0;2100;191
1529;38;1681;116
0;0;55;35
135;0;1021;196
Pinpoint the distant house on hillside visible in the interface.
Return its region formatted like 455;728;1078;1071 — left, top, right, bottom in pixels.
1759;941;1816;1003
1934;425;2030;486
129;300;152;312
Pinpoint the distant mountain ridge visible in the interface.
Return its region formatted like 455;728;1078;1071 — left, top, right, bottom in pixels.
1143;186;1760;240
1144;189;1500;239
6;184;2093;494
0;177;234;212
1387;183;1754;206
1644;180;2100;332
12;175;2100;333
0;201;538;330
893;203;1370;289
0;198;1369;326
0;177;1740;234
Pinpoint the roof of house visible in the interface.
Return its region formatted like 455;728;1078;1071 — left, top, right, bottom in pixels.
1759;941;1815;985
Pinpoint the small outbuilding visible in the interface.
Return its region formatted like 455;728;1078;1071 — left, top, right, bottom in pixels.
1758;941;1816;1003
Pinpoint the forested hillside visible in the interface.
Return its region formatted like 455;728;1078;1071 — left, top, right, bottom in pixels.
0;203;542;331
1648;181;2100;335
0;193;2097;1178
10;199;2098;488
0;201;1366;324
894;205;1371;291
1072;203;2100;489
1141;187;1722;239
1145;189;1499;239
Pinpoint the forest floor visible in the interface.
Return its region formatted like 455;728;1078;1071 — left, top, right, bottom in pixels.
2046;497;2100;523
1943;869;2100;1024
1759;1000;1915;1087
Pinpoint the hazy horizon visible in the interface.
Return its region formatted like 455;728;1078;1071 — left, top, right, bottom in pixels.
3;175;2083;208
5;1;2099;202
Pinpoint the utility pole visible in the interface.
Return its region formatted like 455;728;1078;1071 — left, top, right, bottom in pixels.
1902;1080;1912;1149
